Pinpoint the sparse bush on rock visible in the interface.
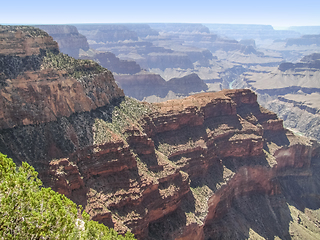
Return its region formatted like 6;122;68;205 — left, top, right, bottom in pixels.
0;153;135;240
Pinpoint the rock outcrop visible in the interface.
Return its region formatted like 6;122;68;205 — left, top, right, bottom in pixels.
76;24;139;43
205;23;301;41
236;53;320;142
1;26;320;240
279;52;320;71
35;25;89;58
0;25;59;57
149;23;210;34
115;73;208;101
286;34;320;47
0;25;124;129
82;52;142;74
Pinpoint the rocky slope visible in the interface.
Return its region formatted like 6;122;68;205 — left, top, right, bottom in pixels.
234;53;320;142
1;26;320;240
0;25;124;128
0;25;59;57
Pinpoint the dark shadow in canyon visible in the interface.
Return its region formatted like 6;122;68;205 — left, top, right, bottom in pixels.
148;205;188;240
0;98;137;225
278;153;320;213
204;194;293;240
264;130;290;149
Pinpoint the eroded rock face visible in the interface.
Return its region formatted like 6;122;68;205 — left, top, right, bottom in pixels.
35;25;89;58
279;52;320;71
1;26;320;240
286;34;320;47
236;53;320;142
0;70;123;128
1;79;319;240
76;24;139;43
80;52;142;75
0;25;124;129
0;25;59;57
115;73;208;101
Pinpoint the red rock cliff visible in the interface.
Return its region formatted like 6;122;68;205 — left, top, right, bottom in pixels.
0;26;320;240
0;25;124;129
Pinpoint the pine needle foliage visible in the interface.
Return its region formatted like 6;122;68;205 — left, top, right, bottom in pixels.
0;153;135;240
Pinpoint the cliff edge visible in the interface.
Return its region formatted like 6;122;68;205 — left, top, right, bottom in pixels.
0;25;124;128
0;26;320;240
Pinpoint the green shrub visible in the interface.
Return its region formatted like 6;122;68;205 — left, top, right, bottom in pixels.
0;153;135;240
41;50;105;79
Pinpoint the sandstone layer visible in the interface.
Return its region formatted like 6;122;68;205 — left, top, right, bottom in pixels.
0;25;124;128
234;53;320;142
1;84;319;239
0;25;59;57
1;26;320;240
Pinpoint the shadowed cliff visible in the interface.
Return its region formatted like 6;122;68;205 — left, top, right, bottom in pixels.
0;25;320;240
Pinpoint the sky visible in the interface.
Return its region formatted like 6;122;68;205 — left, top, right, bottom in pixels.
1;0;320;28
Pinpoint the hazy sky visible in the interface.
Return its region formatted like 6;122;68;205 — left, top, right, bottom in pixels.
1;0;320;27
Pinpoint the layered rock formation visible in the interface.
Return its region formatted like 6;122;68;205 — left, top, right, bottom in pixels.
76;24;139;43
0;25;123;128
0;25;59;57
114;73;208;101
35;25;89;58
1;25;320;240
279;52;320;71
286;34;320;47
204;24;301;41
148;23;210;34
82;52;142;74
235;53;320;142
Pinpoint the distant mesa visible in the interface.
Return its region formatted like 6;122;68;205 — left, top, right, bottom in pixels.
288;26;320;35
121;23;159;38
81;51;142;74
204;23;301;41
240;45;264;55
115;73;208;101
300;52;320;62
35;25;89;58
239;39;256;47
278;53;320;71
285;34;320;47
75;24;139;43
237;52;320;141
148;23;210;33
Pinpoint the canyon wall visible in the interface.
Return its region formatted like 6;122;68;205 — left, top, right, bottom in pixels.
84;52;142;74
235;53;320;142
1;26;320;240
36;25;89;58
115;73;208;101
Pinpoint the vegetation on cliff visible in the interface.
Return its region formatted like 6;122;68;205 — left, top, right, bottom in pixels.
41;50;105;79
0;25;49;38
0;153;135;240
93;97;153;144
0;25;105;81
0;49;106;82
